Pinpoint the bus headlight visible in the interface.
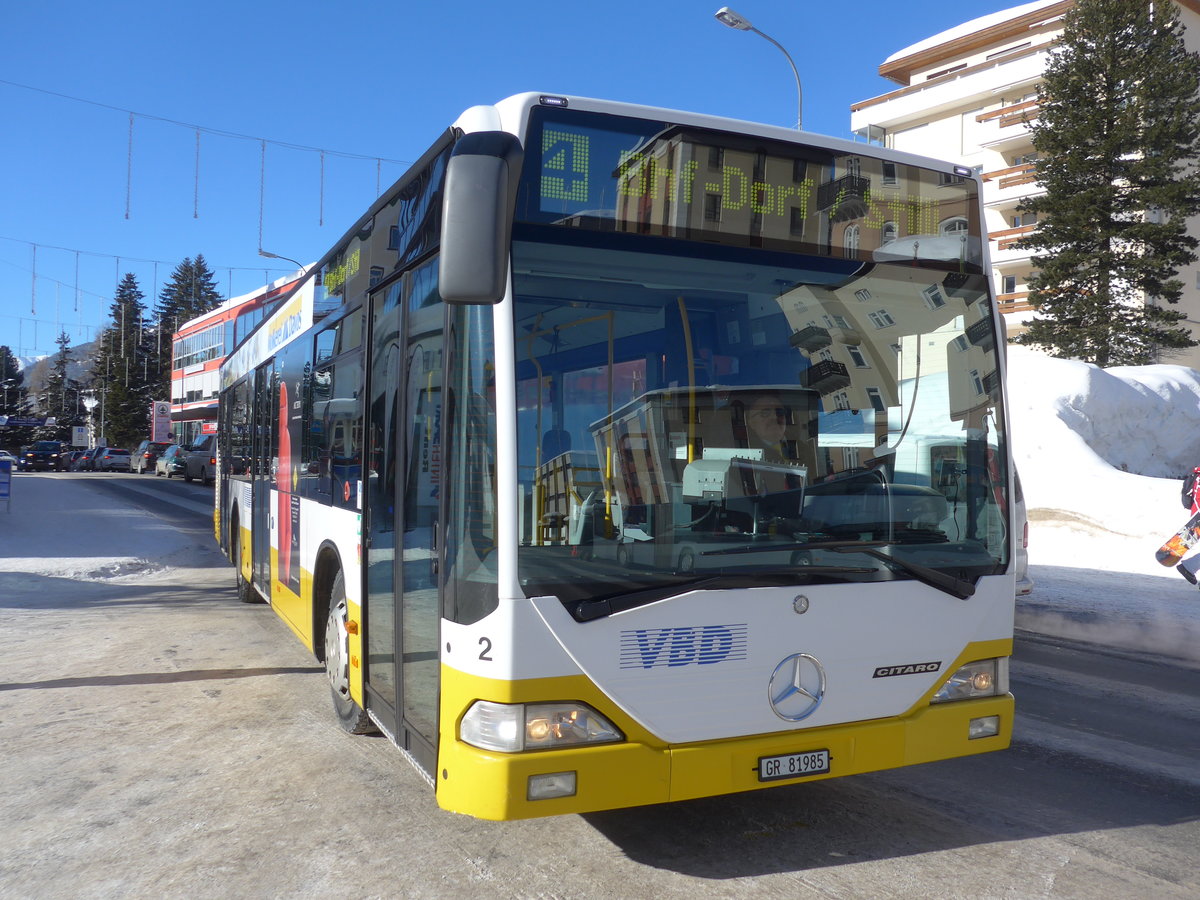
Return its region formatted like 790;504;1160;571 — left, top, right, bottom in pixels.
931;658;1008;703
460;700;623;752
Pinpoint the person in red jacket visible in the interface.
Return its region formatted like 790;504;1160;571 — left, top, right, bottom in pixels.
1176;465;1200;584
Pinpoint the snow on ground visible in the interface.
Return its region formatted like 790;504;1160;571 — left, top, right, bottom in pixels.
1007;346;1200;662
0;475;210;587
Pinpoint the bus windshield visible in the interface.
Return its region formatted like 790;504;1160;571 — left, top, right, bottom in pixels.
510;106;1008;614
511;229;1008;613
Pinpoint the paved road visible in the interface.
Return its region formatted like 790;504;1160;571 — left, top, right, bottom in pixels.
2;474;1197;898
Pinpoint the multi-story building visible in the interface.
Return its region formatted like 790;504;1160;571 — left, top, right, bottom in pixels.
170;271;306;445
849;0;1200;364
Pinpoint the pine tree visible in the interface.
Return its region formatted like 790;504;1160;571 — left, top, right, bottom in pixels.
37;332;82;442
1015;0;1200;366
0;345;23;415
155;254;223;332
90;273;156;447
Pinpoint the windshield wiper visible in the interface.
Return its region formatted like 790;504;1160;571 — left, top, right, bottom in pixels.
825;541;975;600
570;567;874;622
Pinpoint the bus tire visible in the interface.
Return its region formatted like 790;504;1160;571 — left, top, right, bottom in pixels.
232;526;258;604
325;570;374;734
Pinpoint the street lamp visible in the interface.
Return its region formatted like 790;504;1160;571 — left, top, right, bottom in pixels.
714;7;803;130
0;378;18;413
82;392;99;448
258;249;307;275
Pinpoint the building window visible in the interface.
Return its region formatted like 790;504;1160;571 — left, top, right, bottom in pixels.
1002;275;1017;295
844;224;860;258
970;369;985;395
881;162;897;185
855;288;872;303
866;387;886;413
926;63;967;80
704;194;722;223
847;345;869;368
922;284;946;310
868;309;895;329
940;217;969;236
882;221;897;244
987;42;1031;61
708;147;724;169
790;207;805;236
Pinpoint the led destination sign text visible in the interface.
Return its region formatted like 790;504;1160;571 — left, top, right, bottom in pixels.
533;118;970;247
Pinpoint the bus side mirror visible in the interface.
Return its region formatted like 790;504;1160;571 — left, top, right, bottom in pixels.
439;131;524;305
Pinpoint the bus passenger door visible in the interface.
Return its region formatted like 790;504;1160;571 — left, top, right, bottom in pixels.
364;269;442;776
251;362;275;596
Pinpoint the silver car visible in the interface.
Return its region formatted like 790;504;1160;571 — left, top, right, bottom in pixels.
182;434;217;485
95;448;132;472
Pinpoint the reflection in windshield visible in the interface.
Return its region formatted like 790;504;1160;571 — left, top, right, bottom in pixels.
511;231;1008;609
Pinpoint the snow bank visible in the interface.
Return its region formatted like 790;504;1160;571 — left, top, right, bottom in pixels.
1007;346;1200;541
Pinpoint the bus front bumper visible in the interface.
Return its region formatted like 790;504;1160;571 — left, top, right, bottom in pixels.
435;692;1013;821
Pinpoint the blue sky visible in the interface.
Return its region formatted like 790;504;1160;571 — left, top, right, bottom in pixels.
1;0;1017;359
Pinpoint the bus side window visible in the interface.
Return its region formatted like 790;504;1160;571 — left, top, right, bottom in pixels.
324;350;363;508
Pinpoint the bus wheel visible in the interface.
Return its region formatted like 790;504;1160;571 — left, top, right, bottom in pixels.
232;528;258;604
678;548;695;573
325;571;374;734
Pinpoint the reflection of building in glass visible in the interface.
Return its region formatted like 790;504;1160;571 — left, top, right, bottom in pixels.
612;133;979;261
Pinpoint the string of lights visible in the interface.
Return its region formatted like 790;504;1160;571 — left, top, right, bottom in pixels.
0;79;412;357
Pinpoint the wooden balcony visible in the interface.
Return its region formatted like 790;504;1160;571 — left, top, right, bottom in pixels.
989;224;1036;251
976;99;1039;129
982;163;1039;190
997;291;1033;314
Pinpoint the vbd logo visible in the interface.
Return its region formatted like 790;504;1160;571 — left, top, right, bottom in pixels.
619;624;748;670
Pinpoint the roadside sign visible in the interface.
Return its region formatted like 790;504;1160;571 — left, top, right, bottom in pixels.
151;401;171;442
72;426;88;447
0;459;11;512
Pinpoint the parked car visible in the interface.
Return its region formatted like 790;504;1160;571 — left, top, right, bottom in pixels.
65;449;87;470
132;440;173;474
96;448;131;472
155;444;187;478
0;450;18;468
182;434;216;485
75;447;103;471
20;440;68;471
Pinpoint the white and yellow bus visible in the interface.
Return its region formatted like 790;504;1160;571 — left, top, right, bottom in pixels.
217;93;1016;820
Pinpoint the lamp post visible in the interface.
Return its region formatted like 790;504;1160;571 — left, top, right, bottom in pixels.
714;7;803;130
258;249;307;275
83;392;98;448
0;378;17;414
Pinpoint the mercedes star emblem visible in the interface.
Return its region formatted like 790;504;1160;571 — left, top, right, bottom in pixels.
768;653;826;721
